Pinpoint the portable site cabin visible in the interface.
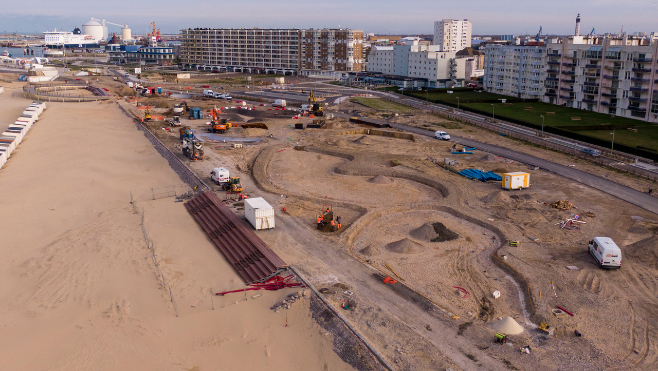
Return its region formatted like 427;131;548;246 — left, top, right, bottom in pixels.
189;107;203;120
502;172;530;190
244;197;275;230
0;86;4;94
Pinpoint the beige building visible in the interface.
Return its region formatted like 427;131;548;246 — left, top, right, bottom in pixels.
483;43;547;99
180;28;364;75
433;19;472;52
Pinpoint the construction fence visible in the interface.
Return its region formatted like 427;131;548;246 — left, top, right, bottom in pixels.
130;185;192;203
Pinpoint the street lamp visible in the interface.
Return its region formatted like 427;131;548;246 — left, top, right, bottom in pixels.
611;128;615;152
540;115;544;137
456;97;460;110
491;104;495;121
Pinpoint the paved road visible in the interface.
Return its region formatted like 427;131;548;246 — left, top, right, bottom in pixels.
387;122;658;215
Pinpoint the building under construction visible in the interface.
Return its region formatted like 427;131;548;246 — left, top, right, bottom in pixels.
180;28;364;76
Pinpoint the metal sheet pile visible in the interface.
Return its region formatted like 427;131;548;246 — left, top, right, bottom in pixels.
185;191;287;283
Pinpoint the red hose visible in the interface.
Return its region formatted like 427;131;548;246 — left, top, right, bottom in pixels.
452;286;470;299
557;306;574;316
215;275;304;296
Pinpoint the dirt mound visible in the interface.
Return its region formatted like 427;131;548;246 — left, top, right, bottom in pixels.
511;194;533;201
385;238;425;254
334;139;347;147
551;200;575;210
625;236;658;269
492;316;524;335
480;154;496;162
242;128;267;137
482;191;511;204
369;175;393;184
410;222;438;241
354;135;373;145
628;226;649;234
431;222;459;242
359;245;380;256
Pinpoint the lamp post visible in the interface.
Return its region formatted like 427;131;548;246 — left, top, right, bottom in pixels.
540;115;544;137
456;97;460;110
491;103;495;121
611;128;615;152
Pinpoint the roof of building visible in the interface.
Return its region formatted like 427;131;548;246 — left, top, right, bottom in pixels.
456;47;483;56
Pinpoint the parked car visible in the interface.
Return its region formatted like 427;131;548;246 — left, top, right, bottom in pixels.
581;148;601;156
467;83;478;88
434;131;451;140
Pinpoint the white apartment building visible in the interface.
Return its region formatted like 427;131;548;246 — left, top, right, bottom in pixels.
544;36;658;122
483;44;547;99
367;41;466;88
433;19;472;52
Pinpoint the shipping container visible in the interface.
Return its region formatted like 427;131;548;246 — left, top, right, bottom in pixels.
502;172;530;190
244;197;275;230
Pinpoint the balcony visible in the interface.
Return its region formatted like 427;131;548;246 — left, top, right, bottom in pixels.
601;101;617;107
630;87;649;92
547;52;561;57
545;92;557;97
547;69;559;74
559;95;574;100
583;81;599;86
631;78;649;82
562;62;577;67
602;92;617;98
604;65;622;70
585;64;600;69
629;96;648;102
548;60;560;65
546;77;559;81
583;98;598;104
603;75;620;80
560;87;574;91
633;57;653;63
632;67;652;73
562;70;575;75
627;105;646;112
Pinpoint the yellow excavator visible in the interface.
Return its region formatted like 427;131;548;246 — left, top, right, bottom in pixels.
223;176;243;193
308;90;324;117
144;108;152;122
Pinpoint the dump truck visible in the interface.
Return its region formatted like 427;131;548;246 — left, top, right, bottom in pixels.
182;138;204;161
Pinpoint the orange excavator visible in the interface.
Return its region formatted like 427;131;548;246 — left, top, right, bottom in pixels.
207;107;232;134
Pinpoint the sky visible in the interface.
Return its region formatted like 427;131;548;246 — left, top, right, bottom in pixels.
1;0;657;36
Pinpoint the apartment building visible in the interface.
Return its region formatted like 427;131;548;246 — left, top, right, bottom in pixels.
433;19;472;52
483;43;547;99
299;29;364;75
179;28;364;75
180;28;300;74
544;36;658;122
367;41;466;88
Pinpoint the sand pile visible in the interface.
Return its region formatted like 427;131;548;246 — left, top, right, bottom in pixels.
625;236;658;269
410;222;438;241
385;238;425;254
551;200;575;210
354;135;374;145
492;316;524;335
482;191;511;204
369;175;393;184
334;139;347;147
431;222;459;242
480;154;497;162
359;245;380;256
243;128;267;137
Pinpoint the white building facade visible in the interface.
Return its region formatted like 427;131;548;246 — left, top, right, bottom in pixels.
433;19;472;52
483;44;547;99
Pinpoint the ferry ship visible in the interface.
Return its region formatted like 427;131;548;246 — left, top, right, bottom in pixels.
43;28;100;49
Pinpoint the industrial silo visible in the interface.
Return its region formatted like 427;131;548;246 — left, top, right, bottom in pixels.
121;26;132;41
82;18;104;42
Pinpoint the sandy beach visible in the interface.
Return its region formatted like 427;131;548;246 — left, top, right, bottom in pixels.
0;99;354;370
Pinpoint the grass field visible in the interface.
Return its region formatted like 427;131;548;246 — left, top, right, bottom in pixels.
401;89;658;154
351;97;415;113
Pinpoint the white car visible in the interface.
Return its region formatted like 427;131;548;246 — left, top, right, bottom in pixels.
434;131;450;140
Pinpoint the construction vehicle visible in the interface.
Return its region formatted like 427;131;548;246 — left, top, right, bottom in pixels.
173;104;184;114
223;176;243;193
181;130;204;161
144;108;152;122
207;107;231;133
315;205;335;232
181;101;190;112
169;115;181;127
308;90;324;117
179;126;193;140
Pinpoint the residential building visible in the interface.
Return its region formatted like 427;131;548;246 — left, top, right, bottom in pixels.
107;44;175;65
483;43;547;99
433;19;472;52
367;40;466;88
299;29;364;76
543;36;658;122
179;28;364;75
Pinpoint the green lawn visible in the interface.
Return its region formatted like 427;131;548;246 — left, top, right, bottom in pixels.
351;97;415;113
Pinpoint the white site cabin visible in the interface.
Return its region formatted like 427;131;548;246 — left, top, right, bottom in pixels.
244;197;275;230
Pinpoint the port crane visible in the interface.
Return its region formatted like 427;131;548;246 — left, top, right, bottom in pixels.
535;26;542;41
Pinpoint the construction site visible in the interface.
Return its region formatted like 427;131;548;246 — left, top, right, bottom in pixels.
1;73;658;371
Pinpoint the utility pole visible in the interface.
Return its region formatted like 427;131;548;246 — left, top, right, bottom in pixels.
611;128;615;152
456;97;460;110
540;115;544;137
491;104;495;121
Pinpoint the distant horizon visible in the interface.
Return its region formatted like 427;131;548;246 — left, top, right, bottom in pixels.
1;0;657;37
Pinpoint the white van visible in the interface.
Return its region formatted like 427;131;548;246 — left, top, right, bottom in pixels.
588;237;622;268
203;89;214;98
210;167;230;185
434;131;450;140
273;99;286;107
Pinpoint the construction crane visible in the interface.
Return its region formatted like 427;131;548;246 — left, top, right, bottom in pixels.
589;28;595;36
148;21;161;43
536;26;542;41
